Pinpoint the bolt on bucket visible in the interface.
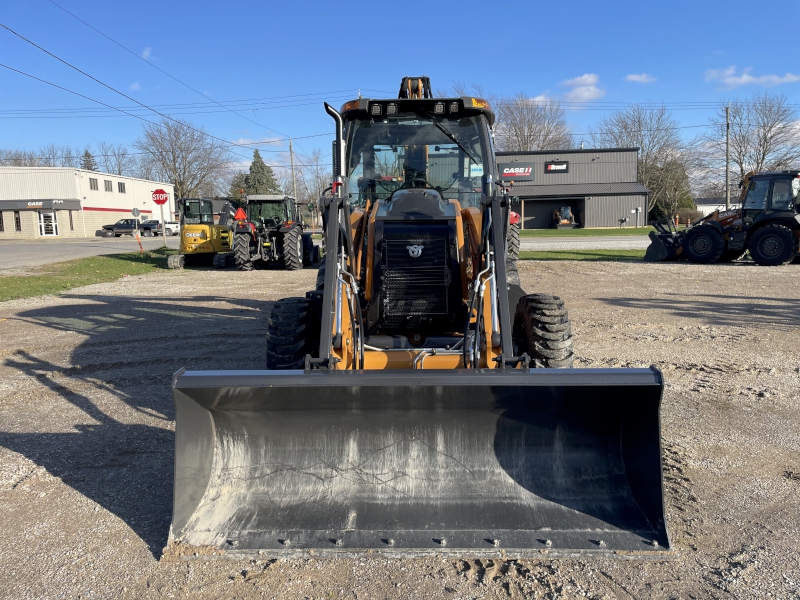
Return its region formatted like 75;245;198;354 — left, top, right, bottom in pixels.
170;368;669;557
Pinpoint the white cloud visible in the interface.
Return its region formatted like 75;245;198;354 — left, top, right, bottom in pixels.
558;73;604;102
142;47;152;60
564;86;605;102
705;66;800;87
129;81;141;91
560;73;599;88
625;73;656;84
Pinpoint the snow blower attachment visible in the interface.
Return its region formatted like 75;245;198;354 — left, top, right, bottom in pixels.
170;79;670;557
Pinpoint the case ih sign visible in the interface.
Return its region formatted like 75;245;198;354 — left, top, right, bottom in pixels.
545;161;569;174
497;162;535;182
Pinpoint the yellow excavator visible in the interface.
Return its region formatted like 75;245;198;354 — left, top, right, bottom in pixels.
170;78;668;557
167;198;234;269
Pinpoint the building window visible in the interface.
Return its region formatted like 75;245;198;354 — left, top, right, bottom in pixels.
0;212;4;232
118;182;126;194
14;211;22;232
69;210;74;231
104;180;113;192
89;178;98;191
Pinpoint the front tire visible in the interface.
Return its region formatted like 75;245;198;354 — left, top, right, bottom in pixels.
749;224;798;266
283;227;303;271
103;229;114;237
507;220;520;262
513;294;574;368
234;233;255;271
266;297;319;369
682;224;724;264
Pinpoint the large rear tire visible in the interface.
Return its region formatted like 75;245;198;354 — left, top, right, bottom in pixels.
234;233;254;271
748;224;798;266
266;297;319;369
512;294;574;368
283;227;303;270
681;224;724;264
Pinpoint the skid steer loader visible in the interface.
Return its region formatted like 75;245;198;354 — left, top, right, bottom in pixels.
171;78;669;557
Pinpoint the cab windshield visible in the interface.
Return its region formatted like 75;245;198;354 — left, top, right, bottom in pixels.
183;200;213;224
247;201;286;227
346;114;489;207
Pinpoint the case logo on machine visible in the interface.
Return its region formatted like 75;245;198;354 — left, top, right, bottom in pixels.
406;245;424;258
545;161;569;173
497;162;536;182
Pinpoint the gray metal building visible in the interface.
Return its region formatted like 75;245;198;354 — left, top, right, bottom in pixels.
495;148;649;229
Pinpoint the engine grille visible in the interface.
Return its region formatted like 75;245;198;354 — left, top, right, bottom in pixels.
381;224;452;330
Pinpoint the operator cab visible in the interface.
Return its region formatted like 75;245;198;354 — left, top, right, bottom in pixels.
340;97;495;208
180;198;214;225
245;195;296;229
741;171;800;225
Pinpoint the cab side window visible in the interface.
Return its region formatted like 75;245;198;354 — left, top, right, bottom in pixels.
743;179;769;210
770;179;792;210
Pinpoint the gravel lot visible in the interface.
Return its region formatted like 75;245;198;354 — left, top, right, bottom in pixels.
1;260;799;599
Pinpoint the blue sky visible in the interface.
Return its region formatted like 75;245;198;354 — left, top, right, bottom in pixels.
2;0;800;172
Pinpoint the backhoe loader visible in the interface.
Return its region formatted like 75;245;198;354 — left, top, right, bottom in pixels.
171;78;669;557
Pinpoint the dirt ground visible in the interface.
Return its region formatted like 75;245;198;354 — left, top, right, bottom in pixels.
1;259;799;600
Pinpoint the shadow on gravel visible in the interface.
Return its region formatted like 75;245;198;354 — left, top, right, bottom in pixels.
598;293;800;329
0;293;273;558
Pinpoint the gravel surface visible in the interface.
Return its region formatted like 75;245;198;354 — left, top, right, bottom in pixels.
1;260;799;599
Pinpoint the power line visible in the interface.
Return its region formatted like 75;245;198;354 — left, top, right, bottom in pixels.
0;22;334;163
46;0;299;139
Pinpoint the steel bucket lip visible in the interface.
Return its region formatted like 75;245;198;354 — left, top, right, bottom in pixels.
173;366;664;390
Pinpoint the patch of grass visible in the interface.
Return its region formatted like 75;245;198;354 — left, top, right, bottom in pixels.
519;227;654;237
520;249;646;261
0;248;178;302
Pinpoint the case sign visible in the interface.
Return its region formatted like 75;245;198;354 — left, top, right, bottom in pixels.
545;161;569;174
497;162;535;182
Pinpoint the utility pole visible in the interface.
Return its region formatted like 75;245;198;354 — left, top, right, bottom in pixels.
725;104;730;210
289;138;298;200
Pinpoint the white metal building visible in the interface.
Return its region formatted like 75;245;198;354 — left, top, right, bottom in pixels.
0;167;175;240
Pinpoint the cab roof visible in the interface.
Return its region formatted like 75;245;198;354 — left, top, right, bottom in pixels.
339;97;495;126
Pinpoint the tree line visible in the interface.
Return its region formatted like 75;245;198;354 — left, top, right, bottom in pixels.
2;90;798;219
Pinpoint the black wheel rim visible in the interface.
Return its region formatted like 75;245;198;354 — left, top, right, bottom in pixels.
691;234;712;255
760;235;783;258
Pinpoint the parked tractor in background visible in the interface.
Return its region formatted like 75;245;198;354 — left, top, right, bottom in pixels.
167;198;234;269
645;170;800;266
232;194;318;271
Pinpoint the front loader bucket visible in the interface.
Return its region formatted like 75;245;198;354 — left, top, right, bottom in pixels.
171;368;669;557
643;232;674;262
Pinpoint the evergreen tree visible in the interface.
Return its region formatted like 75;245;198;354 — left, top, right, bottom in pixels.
228;171;248;199
245;150;282;195
80;149;98;171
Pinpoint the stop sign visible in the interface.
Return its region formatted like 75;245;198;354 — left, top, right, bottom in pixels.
152;189;169;205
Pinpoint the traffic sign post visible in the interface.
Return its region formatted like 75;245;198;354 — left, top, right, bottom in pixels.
152;189;169;247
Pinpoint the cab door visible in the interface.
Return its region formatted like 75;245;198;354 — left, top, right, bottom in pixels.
741;177;770;227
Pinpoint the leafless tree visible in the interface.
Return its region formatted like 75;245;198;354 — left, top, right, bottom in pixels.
133;118;233;198
590;104;698;216
97;142;137;176
0;149;40;166
704;92;800;192
37;144;82;167
494;94;572;152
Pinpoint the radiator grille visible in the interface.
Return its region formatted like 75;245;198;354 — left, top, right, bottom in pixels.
381;225;452;330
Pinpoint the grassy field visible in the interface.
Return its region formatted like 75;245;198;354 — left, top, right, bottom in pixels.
519;226;654;237
0;249;176;303
520;249;646;261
